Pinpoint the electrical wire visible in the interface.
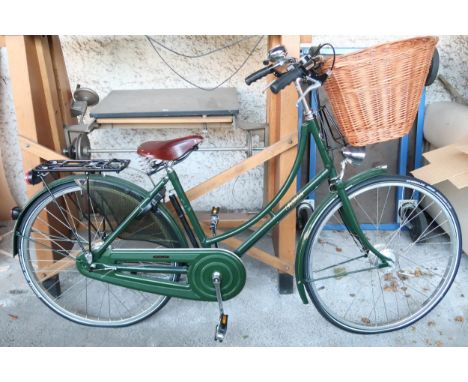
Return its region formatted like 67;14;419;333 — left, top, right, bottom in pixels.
145;35;265;91
146;35;257;59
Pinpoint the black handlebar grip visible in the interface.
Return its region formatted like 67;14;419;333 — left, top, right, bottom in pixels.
245;65;274;85
270;67;303;94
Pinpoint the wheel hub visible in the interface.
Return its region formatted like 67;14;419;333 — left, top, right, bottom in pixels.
368;244;397;269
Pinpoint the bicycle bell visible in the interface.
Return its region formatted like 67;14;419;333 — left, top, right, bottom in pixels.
265;45;287;64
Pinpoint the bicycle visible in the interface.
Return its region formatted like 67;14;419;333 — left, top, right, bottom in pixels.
12;43;462;341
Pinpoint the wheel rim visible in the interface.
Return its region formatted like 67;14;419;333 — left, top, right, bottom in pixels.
305;179;460;333
18;181;181;327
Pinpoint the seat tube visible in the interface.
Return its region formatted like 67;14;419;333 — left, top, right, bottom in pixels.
167;168;207;245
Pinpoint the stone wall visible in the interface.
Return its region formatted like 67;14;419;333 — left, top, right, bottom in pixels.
1;35;466;210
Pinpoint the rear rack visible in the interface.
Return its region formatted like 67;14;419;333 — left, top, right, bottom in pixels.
32;159;130;174
25;159;130;185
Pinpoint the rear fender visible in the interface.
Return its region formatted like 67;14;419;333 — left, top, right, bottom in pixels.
13;175;187;256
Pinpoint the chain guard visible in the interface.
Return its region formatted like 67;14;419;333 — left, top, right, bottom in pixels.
76;247;246;302
188;251;246;301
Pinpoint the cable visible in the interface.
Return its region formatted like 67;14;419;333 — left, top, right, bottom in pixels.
146;35;265;91
146;35;256;59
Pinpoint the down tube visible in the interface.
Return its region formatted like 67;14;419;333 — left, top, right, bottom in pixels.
235;169;329;256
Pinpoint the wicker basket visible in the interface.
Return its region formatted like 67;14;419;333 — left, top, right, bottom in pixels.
323;36;438;146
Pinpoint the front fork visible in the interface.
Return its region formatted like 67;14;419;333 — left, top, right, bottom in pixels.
334;181;393;267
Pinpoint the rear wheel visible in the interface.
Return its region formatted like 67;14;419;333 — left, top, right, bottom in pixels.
304;176;461;334
17;177;186;327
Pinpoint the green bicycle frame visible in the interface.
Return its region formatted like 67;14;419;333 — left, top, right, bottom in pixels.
90;115;390;301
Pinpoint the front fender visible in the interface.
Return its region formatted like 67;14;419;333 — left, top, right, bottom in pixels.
295;166;387;303
13;175;187;256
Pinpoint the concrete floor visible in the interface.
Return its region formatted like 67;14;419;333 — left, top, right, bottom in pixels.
1;220;467;347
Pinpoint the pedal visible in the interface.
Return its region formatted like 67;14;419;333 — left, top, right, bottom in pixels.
212;271;229;342
215;314;229;342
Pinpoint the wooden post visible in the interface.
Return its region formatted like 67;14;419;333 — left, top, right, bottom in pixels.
267;35;302;293
5;36;72;280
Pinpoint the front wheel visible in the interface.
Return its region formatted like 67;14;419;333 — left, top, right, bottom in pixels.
304;176;462;334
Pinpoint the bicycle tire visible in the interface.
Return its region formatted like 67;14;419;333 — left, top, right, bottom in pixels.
303;176;461;334
17;176;186;327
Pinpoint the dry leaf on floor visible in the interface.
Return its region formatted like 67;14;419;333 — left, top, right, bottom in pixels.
8;314;18;320
361;317;371;325
455;316;464;323
427;320;436;327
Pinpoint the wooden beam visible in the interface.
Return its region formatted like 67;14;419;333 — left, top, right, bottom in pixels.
96;116;233;125
34;36;66;151
267;36;301;288
185;133;298;201
201;225;293;275
18;135;69;161
37;256;77;282
6;36;72;274
48;36;77;126
5;36;54;196
196;211;268;230
266;35;282;203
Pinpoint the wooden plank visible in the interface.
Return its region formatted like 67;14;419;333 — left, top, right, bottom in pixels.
0;35;5;48
34;36;66;151
37;256;77;282
5;36;53;196
48;36;77;126
300;35;313;44
6;36;72;273
185;133;298;201
266;35;282;203
271;36;301;277
196;211;268;230
96;116;233;125
202;226;294;275
19;135;69;161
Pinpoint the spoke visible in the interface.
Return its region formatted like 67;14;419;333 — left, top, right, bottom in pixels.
23;235;78;259
384;196;432;249
398;254;446;280
42;206;88;244
44;190;88;252
354;197;378;228
31;229;75;254
108;287;132;318
36;212;86;244
376;270;389;323
313;255;367;274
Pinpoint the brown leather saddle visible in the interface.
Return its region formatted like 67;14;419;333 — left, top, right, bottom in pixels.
137;135;203;161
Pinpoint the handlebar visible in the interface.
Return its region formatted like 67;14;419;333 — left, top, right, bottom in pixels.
270;66;304;94
245;65;275;85
245;44;333;95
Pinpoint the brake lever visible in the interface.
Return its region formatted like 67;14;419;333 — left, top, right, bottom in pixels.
262;78;277;93
296;77;322;106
